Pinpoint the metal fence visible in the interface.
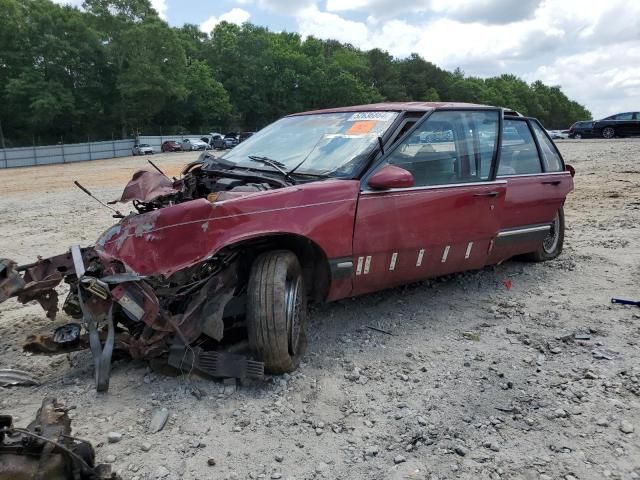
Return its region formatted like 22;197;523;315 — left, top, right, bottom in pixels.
0;134;210;169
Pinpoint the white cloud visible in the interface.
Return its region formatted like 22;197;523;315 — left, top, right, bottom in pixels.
200;8;251;33
150;0;168;20
296;0;640;118
296;6;370;46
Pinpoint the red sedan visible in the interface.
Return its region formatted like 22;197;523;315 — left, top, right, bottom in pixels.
0;102;574;390
160;140;182;152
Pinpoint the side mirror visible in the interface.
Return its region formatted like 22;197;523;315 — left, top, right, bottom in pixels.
565;164;575;177
367;165;414;190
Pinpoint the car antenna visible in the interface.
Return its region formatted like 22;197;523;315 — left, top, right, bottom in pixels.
148;159;175;181
73;180;124;218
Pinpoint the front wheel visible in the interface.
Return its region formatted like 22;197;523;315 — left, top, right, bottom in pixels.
574;133;582;139
246;251;307;374
522;208;565;262
602;127;615;139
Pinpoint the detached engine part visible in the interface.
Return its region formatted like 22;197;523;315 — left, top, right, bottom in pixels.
0;398;117;480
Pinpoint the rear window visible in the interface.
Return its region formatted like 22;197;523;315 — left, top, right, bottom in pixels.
530;122;563;172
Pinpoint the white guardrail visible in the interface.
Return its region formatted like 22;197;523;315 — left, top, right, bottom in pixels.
0;134;210;169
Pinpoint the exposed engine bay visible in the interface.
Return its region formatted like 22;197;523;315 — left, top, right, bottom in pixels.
123;154;287;213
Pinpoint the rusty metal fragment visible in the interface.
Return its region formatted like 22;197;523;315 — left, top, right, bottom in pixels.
118;170;178;203
0;398;118;479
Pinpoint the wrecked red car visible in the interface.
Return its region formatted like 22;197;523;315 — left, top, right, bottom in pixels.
0;102;574;391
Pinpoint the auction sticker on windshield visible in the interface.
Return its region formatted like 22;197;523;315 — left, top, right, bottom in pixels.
348;112;396;122
346;121;377;135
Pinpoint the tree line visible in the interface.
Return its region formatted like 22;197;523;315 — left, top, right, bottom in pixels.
0;0;592;147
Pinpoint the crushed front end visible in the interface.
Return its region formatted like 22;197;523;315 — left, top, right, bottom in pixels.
0;158;280;391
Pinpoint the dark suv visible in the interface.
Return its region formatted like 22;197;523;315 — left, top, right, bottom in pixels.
567;121;594;139
593;112;640;138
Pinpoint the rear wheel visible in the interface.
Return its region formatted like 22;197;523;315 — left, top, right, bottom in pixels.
522;208;565;262
602;127;615;139
246;251;307;374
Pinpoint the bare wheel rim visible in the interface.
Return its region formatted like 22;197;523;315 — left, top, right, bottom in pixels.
575;133;582;139
543;213;561;254
284;275;303;356
603;127;615;139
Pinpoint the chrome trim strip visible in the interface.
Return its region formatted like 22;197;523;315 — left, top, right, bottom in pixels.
389;252;398;271
361;180;507;195
364;256;372;274
441;245;450;263
416;249;425;267
465;242;473;259
356;257;364;275
496;225;550;237
497;171;566;179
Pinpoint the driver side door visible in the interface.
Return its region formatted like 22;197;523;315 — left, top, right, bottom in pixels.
352;109;506;295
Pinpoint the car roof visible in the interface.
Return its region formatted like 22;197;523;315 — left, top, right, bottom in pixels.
289;101;521;117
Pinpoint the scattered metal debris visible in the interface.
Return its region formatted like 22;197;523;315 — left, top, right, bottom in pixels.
0;369;40;388
366;326;394;336
611;297;639;307
167;345;264;380
0;397;117;479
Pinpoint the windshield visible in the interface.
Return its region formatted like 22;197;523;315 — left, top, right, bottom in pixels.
220;111;399;177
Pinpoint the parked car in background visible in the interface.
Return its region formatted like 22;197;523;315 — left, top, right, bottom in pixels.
593;112;640;138
209;134;225;149
567;121;594;139
161;140;182;152
181;138;209;151
223;133;239;149
239;131;256;143
132;144;154;155
546;130;568;140
0;102;575;391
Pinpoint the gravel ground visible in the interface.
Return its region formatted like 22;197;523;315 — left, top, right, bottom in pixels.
0;140;639;480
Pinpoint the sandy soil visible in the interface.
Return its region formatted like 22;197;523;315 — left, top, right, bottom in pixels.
0;141;639;480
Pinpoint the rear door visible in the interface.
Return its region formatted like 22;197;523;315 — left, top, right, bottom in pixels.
352;109;506;295
488;118;573;263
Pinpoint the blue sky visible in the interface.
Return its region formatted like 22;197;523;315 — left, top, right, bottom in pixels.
55;0;640;119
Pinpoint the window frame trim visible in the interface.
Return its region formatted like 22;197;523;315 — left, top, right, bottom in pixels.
497;117;544;177
361;107;503;191
527;117;566;173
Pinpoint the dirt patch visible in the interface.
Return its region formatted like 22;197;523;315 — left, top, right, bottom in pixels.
1;141;639;480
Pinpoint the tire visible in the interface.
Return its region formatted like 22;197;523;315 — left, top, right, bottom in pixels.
522;208;565;262
246;250;307;374
602;127;615;139
574;133;582;139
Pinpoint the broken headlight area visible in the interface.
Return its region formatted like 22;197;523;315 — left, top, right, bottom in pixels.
2;248;264;392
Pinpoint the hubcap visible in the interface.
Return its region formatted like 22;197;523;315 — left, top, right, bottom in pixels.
575;133;581;139
603;127;614;139
543;213;560;254
284;275;302;356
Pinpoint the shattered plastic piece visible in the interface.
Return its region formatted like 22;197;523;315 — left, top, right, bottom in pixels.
168;345;264;380
592;349;619;360
0;369;40;387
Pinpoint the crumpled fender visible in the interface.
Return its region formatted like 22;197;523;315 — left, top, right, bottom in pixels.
96;179;359;277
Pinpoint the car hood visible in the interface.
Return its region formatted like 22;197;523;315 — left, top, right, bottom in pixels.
95;179;359;277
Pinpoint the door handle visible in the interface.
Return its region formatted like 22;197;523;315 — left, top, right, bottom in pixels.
541;180;561;185
474;191;499;197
